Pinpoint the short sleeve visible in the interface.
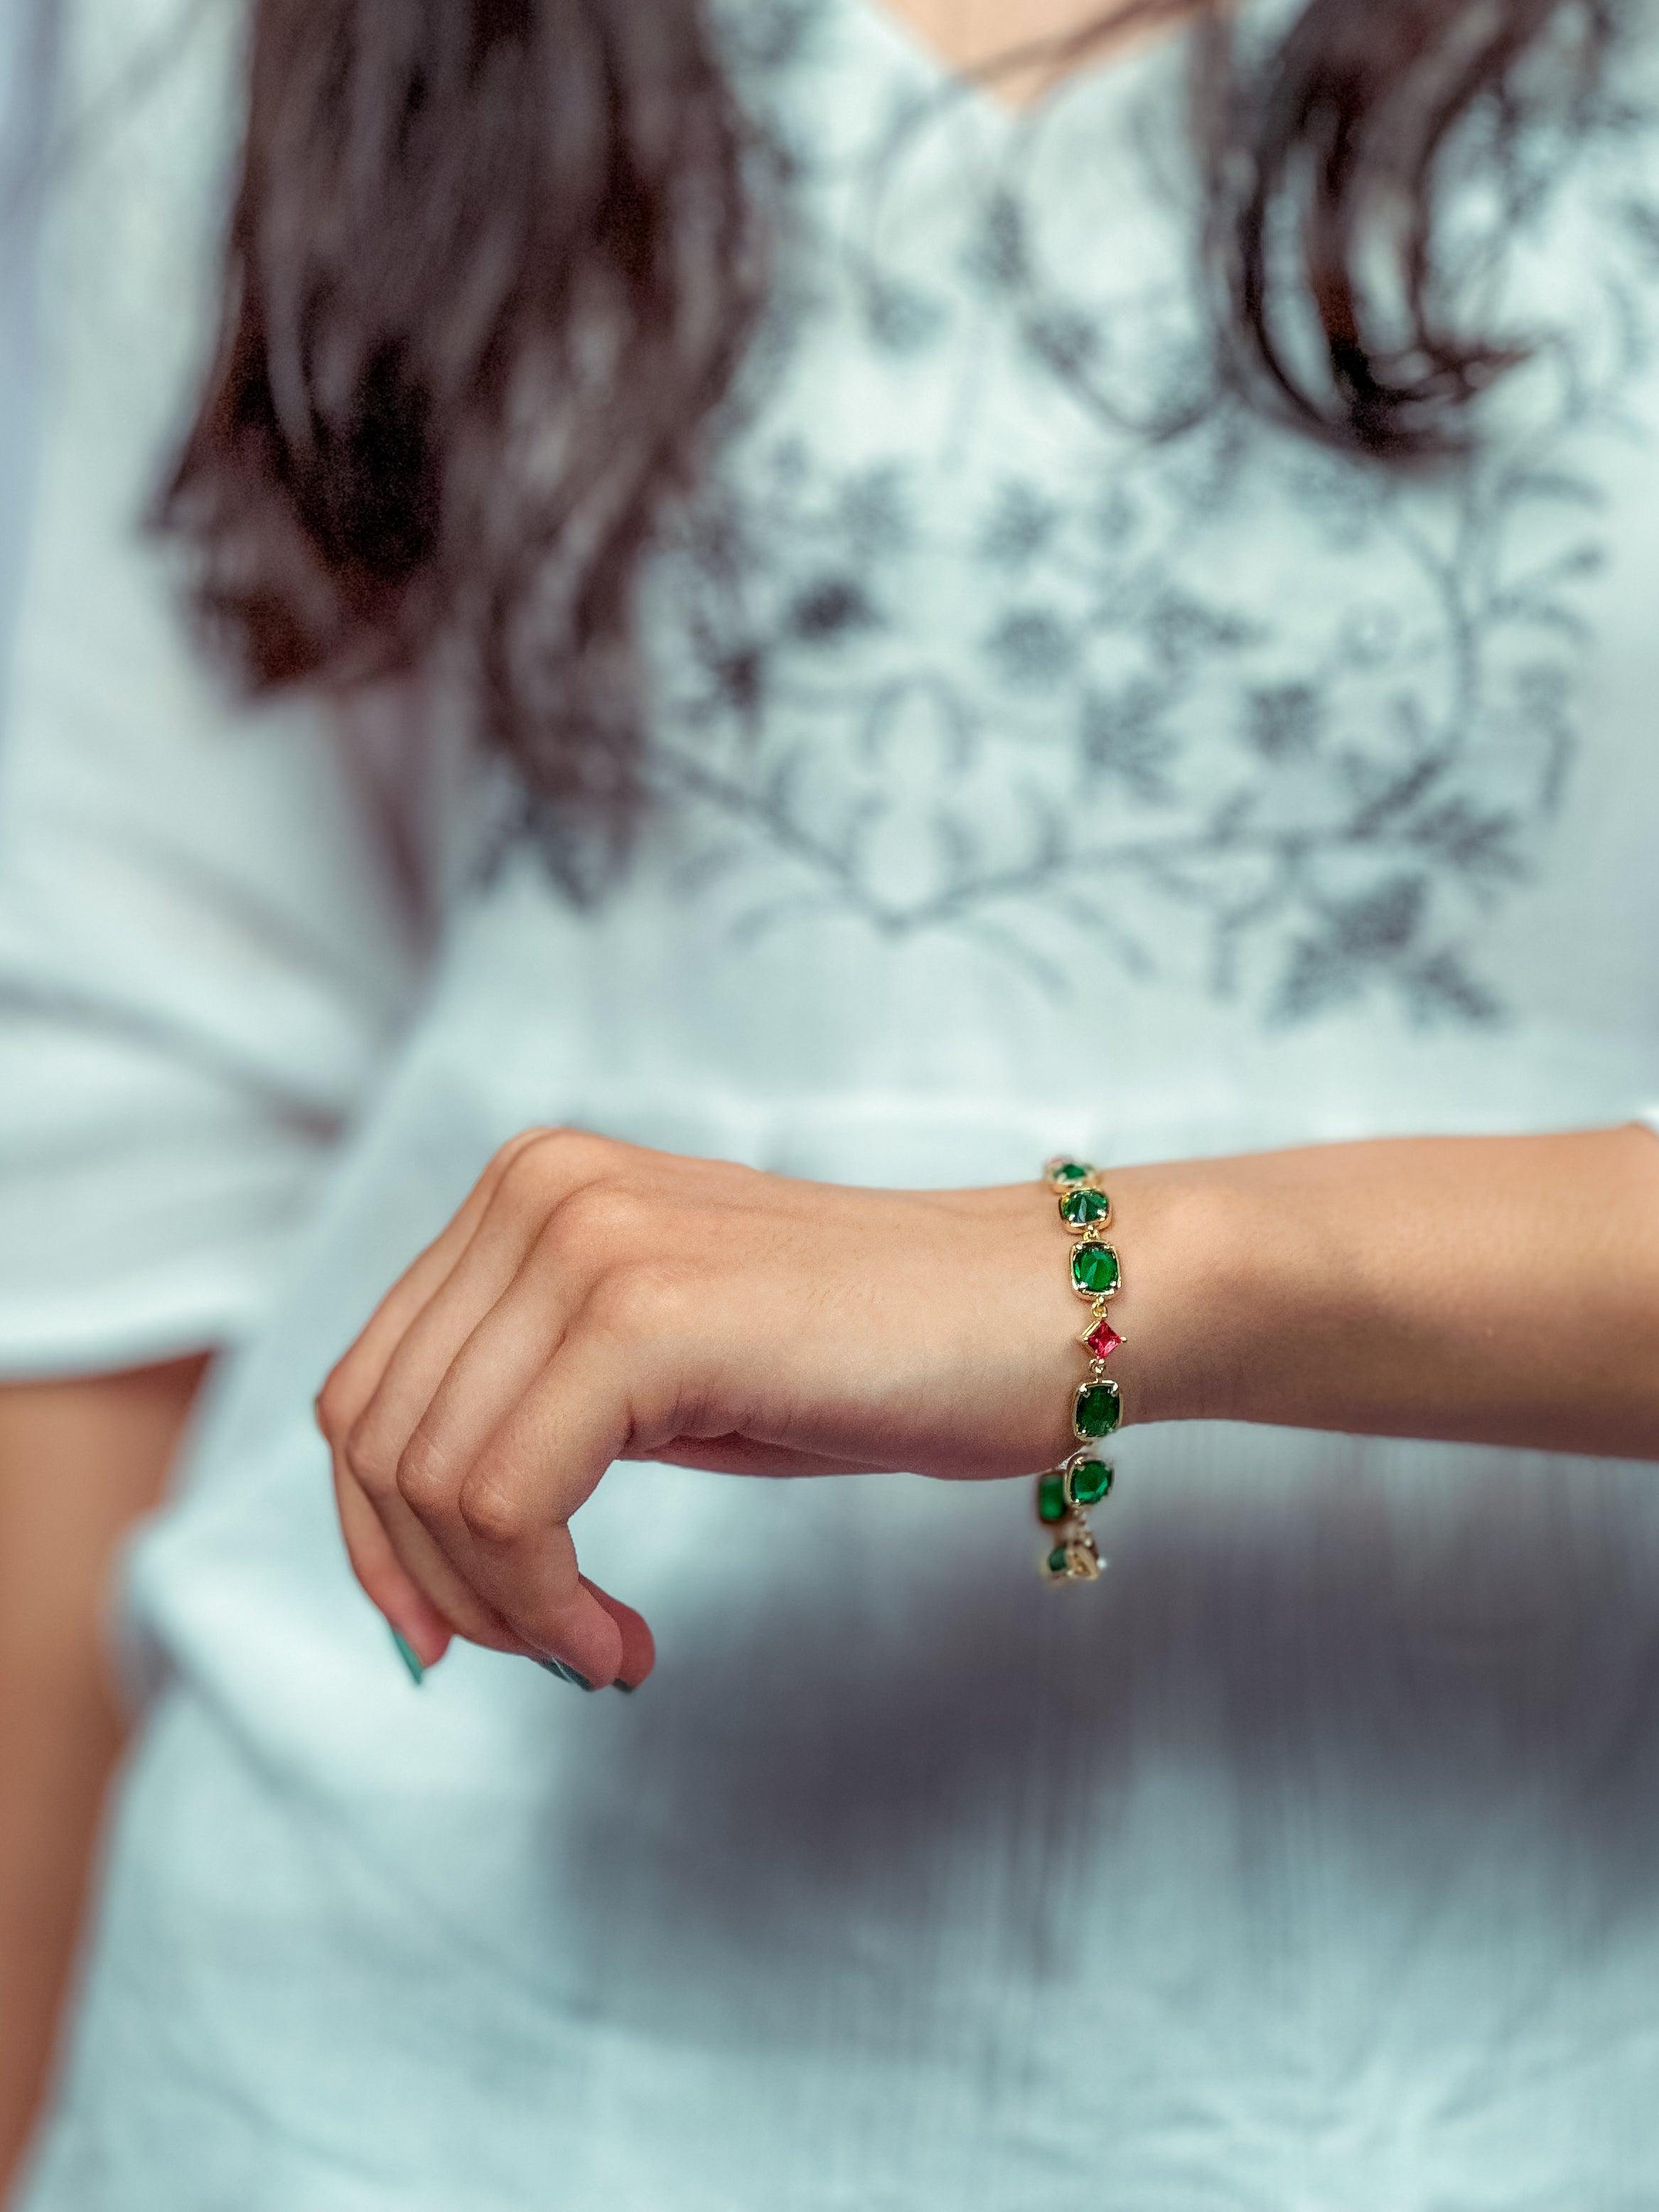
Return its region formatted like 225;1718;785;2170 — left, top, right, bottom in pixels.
0;0;473;1377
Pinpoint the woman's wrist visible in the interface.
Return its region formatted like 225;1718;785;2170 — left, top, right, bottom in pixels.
1097;1161;1277;1432
1104;1144;1488;1438
1098;1128;1659;1458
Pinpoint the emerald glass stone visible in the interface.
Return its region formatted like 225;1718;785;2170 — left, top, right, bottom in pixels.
1059;1186;1110;1227
1067;1456;1113;1507
1036;1471;1070;1525
1049;1160;1093;1184
1070;1241;1120;1296
1073;1380;1122;1439
1046;1545;1073;1577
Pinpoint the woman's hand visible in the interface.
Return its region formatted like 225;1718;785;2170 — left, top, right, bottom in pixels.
316;1130;1089;1687
317;1120;1659;1689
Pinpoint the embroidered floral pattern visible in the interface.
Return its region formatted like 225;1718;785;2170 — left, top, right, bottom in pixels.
532;0;1659;1025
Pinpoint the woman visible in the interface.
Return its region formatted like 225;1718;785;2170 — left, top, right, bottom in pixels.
4;0;1659;2200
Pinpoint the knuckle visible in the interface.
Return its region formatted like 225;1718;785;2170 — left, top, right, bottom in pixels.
497;1136;557;1203
342;1420;397;1503
493;1125;558;1179
551;1178;652;1259
457;1469;533;1549
587;1255;680;1340
493;1126;554;1170
394;1429;452;1514
495;1127;600;1210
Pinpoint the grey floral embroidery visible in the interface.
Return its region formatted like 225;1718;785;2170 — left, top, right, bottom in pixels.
530;0;1659;1026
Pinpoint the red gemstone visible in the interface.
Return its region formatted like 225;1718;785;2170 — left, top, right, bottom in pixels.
1083;1319;1122;1362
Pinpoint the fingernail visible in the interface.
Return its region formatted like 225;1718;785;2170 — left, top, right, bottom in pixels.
390;1627;426;1687
534;1658;596;1692
613;1680;638;1694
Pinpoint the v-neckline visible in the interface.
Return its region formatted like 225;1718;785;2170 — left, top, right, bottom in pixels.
848;0;1189;124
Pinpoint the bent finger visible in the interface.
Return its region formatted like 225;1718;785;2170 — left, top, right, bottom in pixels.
343;1204;591;1536
387;1228;603;1557
336;1456;534;1658
580;1574;656;1688
439;1329;652;1679
316;1128;552;1439
332;1459;456;1665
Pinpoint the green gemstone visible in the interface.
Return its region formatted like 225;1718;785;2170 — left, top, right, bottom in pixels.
1046;1545;1073;1577
1067;1456;1114;1506
1073;1381;1122;1439
1036;1471;1070;1525
1050;1160;1093;1184
1059;1186;1110;1227
1070;1241;1120;1296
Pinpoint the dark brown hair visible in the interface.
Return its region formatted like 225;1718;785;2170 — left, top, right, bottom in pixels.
160;0;1611;827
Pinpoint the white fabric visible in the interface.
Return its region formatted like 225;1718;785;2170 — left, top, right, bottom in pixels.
6;0;1659;2205
0;0;472;1373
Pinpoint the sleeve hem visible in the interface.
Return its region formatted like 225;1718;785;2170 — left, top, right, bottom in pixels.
0;1245;296;1380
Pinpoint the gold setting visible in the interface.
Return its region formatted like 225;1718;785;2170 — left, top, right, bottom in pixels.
1070;1378;1121;1442
1061;1447;1114;1511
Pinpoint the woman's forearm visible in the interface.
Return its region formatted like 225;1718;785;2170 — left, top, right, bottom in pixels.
1113;1124;1659;1459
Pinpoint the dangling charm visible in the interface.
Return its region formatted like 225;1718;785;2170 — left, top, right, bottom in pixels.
1043;1533;1104;1583
1035;1447;1115;1582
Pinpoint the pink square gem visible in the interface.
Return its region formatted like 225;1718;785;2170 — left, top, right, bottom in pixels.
1084;1318;1122;1362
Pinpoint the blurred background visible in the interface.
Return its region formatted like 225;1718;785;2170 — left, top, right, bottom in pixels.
0;1;47;673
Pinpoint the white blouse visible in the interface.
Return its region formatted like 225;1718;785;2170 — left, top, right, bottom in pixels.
6;1;1659;2205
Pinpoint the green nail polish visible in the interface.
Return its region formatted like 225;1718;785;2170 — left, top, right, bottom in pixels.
390;1627;426;1687
613;1680;638;1694
534;1658;596;1692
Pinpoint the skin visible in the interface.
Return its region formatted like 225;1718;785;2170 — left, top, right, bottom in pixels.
0;1355;208;2194
878;0;1190;106
318;1123;1659;1690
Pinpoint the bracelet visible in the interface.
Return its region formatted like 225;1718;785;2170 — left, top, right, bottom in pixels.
1034;1157;1122;1584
